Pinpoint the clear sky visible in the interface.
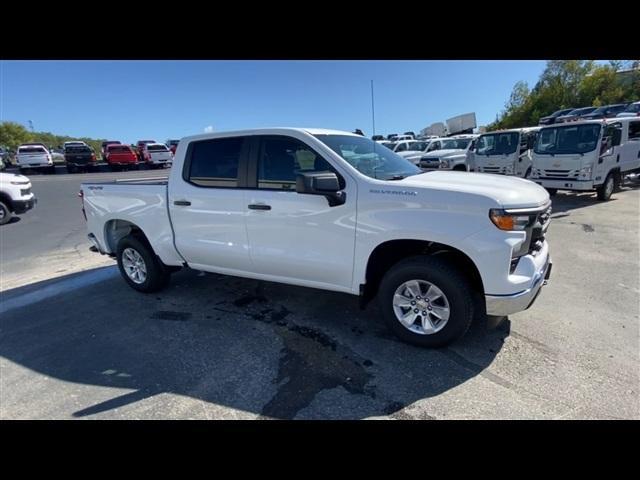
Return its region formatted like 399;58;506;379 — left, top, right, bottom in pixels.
1;60;548;143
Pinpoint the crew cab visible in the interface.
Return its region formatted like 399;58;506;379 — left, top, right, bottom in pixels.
81;128;553;348
16;144;55;174
0;169;36;225
143;143;173;168
475;127;540;178
530;118;640;200
105;144;139;170
64;144;98;173
418;135;478;171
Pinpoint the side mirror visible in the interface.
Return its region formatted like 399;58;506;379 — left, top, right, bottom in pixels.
296;172;345;207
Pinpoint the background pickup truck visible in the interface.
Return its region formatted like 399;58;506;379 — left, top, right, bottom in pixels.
81;128;552;348
64;144;97;173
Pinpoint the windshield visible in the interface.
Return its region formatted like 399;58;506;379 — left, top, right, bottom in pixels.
534;124;601;155
408;141;429;151
314;134;421;180
475;132;519;155
440;138;471;150
624;103;640;113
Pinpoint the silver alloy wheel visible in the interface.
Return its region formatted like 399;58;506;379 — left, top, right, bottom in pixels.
122;247;147;284
0;206;5;220
392;279;451;335
605;176;614;198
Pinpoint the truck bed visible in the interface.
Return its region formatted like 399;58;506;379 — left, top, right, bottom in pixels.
81;179;183;266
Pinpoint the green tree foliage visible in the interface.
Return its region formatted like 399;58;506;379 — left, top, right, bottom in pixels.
0;121;106;156
489;60;640;131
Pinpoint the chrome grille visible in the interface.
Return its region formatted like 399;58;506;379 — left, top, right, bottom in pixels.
541;169;577;180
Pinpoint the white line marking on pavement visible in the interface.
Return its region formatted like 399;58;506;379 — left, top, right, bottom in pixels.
0;267;119;315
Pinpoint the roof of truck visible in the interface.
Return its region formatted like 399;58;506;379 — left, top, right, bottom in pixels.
182;128;359;143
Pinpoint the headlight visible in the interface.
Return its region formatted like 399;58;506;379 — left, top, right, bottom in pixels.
579;165;592;178
440;159;450;168
489;209;534;231
531;168;541;178
10;181;30;185
505;164;514;174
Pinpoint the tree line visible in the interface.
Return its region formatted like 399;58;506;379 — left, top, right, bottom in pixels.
488;60;640;131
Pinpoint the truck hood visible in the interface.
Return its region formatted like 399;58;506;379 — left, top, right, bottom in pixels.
421;149;465;158
0;171;30;183
396;171;550;209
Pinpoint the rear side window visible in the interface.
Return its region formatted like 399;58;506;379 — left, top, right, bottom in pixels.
628;121;640;140
257;136;336;190
187;137;243;187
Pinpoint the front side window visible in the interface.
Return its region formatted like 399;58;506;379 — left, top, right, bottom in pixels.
187;137;243;187
257;137;336;190
395;142;408;152
475;132;519;155
534;124;601;155
314;134;420;181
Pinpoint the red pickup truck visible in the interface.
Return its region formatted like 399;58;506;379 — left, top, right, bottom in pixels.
105;144;139;170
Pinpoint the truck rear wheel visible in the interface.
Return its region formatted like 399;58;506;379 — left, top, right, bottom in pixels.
378;255;474;347
116;235;171;293
596;173;615;201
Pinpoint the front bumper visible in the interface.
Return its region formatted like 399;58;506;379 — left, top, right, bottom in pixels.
13;196;37;214
485;256;552;316
533;179;594;190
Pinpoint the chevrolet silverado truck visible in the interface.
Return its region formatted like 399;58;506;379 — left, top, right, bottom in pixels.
81;128;552;347
0;169;36;225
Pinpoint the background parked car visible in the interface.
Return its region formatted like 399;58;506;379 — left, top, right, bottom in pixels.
105;144;138;171
142;143;173;168
101;140;121;160
135;140;157;162
64;144;97;173
581;103;630;120
538;108;577;125
555;106;597;123
16;144;55;174
371;135;385;141
165;139;180;155
617;101;640;117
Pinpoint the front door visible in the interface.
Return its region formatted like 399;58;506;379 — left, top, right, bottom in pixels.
243;135;357;290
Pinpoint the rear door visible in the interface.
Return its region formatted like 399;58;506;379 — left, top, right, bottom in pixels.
618;120;640;172
168;136;253;273
243;135;357;290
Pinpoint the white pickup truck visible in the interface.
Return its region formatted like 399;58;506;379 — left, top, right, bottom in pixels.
0;169;37;225
81;128;553;347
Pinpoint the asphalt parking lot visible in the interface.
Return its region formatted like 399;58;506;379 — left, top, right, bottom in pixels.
1;170;638;419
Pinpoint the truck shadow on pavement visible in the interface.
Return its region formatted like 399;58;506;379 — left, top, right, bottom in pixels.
0;267;511;419
549;175;640;215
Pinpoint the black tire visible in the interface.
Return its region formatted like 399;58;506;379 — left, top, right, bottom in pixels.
377;255;474;348
546;188;558;197
18;168;27;175
453;165;467;172
49;165;56;174
67;165;76;174
0;201;11;225
596;173;615;201
109;164;118;172
116;235;171;293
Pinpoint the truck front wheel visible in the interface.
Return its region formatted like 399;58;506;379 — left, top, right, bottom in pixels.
596;173;615;201
378;256;474;347
116;235;171;293
0;201;12;225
